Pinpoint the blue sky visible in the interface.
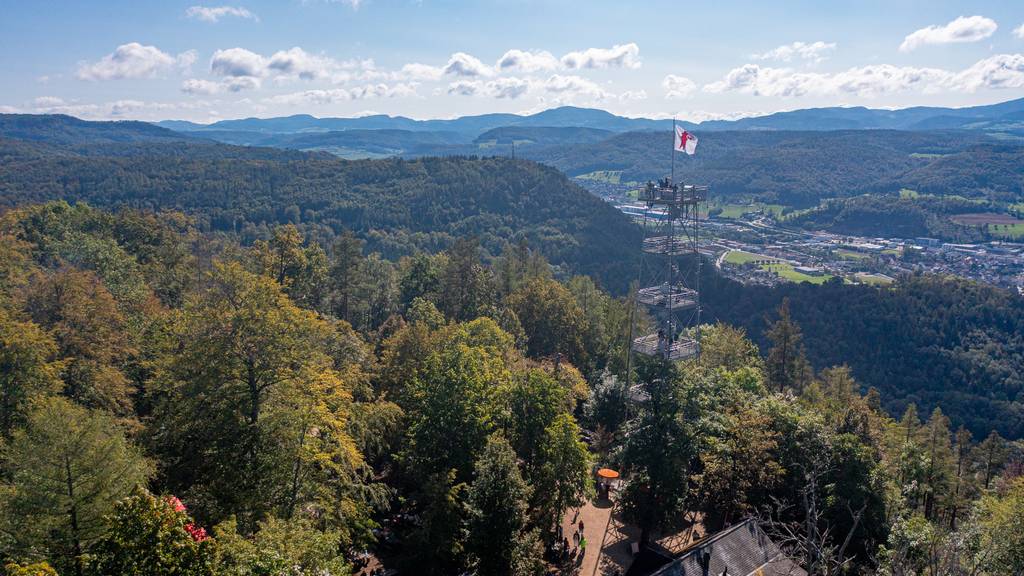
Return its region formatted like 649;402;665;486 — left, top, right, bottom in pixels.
1;0;1023;122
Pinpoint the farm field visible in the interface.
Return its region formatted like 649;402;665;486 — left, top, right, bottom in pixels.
951;212;1024;239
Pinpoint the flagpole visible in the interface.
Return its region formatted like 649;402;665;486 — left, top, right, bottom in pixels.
671;117;675;185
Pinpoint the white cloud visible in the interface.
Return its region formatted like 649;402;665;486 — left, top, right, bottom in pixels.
182;79;222;95
0;105;19;114
1014;23;1024;39
704;54;1024;97
33;96;66;107
266;47;336;80
543;74;610;100
496;49;559;73
619;90;647;101
662;75;696;98
704;63;951;97
182;76;262;94
308;0;363;8
266;83;419;105
29;97;212;120
487;77;531;99
77;43;194;81
401;63;444;81
210;47;266;77
443;52;493;77
951;53;1024;91
753;41;836;63
900;15;998;52
447;77;532;99
185;5;258;22
561;43;640;70
200;46;386;91
447;81;479;96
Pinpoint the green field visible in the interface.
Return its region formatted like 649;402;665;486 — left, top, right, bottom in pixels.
855;272;895;286
723;250;775;265
990;223;1024;239
835;248;870;261
576;170;623;184
899;188;920;199
723;251;832;284
763;263;833;284
717;204;750;219
713;203;787;219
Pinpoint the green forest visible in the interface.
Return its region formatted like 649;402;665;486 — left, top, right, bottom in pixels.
0;134;641;293
0;201;1022;575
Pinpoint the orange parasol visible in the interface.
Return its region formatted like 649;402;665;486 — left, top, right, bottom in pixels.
596;468;620;479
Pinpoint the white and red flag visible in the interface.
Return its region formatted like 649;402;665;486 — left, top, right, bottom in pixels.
674;125;698;155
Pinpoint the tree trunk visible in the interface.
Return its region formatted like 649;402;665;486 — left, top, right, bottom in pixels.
65;455;83;576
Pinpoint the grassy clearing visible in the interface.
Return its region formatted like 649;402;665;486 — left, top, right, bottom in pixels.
724;250;833;284
716;204;750;219
909;153;949;159
723;250;775;265
763;263;832;284
835;249;870;261
713;203;789;219
990;223;1024;239
576;170;622;184
899;189;920;199
855;272;895;286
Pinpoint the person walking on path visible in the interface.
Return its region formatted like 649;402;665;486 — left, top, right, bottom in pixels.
578;536;588;565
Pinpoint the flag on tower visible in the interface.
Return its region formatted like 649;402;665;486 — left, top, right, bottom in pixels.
675;125;698;155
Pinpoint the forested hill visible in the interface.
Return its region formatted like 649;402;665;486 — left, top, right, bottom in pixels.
526;129;1024;206
0;114;194;145
703;271;1024;438
0;131;642;292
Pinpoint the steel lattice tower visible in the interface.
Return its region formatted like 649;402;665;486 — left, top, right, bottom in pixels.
630;177;707;362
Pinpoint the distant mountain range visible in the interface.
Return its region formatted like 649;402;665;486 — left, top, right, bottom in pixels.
4;113;1021;211
156;97;1024;136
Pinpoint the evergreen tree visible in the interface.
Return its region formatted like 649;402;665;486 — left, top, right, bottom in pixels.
922;407;954;521
764;298;812;394
620;359;699;543
399;252;443;309
330;231;365;325
947;426;975;529
465;435;542;576
404;470;467;576
439;237;493;322
0;397;152;576
974;430;1008;490
532;414;593;535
